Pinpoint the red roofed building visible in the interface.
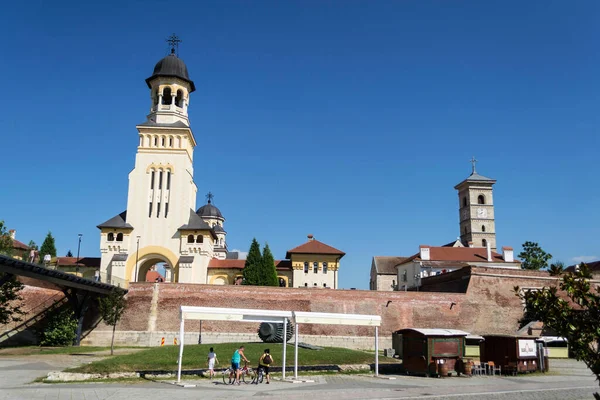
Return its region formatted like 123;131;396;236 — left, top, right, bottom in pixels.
207;234;344;288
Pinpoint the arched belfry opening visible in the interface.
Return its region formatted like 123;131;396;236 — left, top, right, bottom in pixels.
162;87;172;105
175;89;184;108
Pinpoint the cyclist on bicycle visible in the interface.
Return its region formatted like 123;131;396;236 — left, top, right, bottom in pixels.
257;348;274;384
231;345;249;384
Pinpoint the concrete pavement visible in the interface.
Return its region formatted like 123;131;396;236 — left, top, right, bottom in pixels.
0;355;597;399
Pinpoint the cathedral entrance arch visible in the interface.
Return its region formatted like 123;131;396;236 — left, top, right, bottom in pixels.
136;255;173;283
125;245;180;284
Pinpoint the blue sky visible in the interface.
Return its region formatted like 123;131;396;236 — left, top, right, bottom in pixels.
1;1;598;288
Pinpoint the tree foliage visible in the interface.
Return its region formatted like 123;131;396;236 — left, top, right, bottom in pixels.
98;290;127;355
516;263;600;397
0;220;13;256
40;308;77;346
518;241;552;270
243;238;262;285
39;231;57;261
0;273;25;325
66;250;73;257
260;243;279;286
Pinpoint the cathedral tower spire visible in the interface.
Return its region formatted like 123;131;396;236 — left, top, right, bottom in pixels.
454;158;497;251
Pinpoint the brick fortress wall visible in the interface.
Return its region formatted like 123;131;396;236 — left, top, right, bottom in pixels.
81;266;573;349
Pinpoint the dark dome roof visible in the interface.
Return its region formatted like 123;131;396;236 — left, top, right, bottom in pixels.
196;202;224;220
145;53;195;92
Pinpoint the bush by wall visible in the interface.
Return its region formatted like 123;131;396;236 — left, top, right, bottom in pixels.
40;308;77;346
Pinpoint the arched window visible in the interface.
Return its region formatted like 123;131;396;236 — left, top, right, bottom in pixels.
187;235;194;243
154;136;158;146
314;283;317;287
169;137;173;147
313;262;318;273
304;283;308;287
304;262;309;273
478;195;485;204
175;90;184;108
162;87;172;105
323;262;328;274
482;239;488;247
462;197;467;207
323;283;327;288
116;233;123;242
481;225;486;232
107;233;114;241
161;137;165;147
196;235;203;243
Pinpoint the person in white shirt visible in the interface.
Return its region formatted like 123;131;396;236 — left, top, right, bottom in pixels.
207;347;219;379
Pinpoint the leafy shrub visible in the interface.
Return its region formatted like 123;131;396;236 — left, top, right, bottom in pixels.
40;308;77;346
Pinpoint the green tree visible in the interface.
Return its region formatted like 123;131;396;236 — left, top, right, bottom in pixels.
516;263;600;398
243;238;262;285
0;273;25;325
0;220;13;256
39;231;57;262
98;290;127;355
518;241;552;270
40;308;77;346
28;240;38;250
66;250;73;257
260;243;279;286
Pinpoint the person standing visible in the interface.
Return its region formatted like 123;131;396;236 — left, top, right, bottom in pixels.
207;347;218;379
258;348;274;384
230;345;249;384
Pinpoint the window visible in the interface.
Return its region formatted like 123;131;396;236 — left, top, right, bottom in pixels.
304;262;309;273
187;235;194;243
323;262;328;274
158;171;163;190
196;235;203;244
150;171;155;189
478;195;485;205
314;283;317;287
175;90;184;108
402;270;407;282
482;239;488;247
107;232;114;241
169;137;173;147
165;203;169;218
148;202;153;218
481;225;486;232
157;202;161;218
161;137;165;146
323;283;327;288
162;87;172;105
313;262;318;273
462;197;467;207
304;283;308;287
166;172;171;190
116;233;123;242
154;136;158;146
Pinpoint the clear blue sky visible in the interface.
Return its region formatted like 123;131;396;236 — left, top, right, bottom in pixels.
1;1;598;289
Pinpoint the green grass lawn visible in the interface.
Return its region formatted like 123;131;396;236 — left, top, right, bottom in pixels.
68;343;389;374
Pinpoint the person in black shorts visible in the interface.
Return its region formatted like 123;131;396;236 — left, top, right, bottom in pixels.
257;348;274;384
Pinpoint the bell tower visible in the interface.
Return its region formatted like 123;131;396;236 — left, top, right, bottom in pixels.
454;157;497;251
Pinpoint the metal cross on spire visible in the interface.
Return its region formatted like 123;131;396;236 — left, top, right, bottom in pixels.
470;156;478;174
206;192;214;204
166;33;182;55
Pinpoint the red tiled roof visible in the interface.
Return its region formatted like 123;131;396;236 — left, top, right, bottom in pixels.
285;239;345;259
12;239;29;250
146;271;165;282
398;246;519;265
208;259;292;271
54;257;101;268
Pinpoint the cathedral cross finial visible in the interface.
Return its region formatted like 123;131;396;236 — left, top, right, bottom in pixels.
470;156;478;174
166;33;182;55
206;192;214;204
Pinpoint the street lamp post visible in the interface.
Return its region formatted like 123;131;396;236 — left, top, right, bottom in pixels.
76;234;82;275
134;236;141;282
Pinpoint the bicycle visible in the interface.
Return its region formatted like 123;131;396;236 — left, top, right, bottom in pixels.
251;366;264;384
222;362;252;384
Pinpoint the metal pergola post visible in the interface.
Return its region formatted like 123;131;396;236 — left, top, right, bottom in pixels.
282;317;287;380
375;326;379;377
294;322;299;379
177;316;184;383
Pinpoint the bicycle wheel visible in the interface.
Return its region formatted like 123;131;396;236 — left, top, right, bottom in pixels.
258;370;264;384
222;369;228;384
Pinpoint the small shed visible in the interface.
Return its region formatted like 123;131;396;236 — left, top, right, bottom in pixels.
480;334;541;373
395;328;468;376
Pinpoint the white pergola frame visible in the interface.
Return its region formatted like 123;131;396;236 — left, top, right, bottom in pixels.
176;306;382;383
